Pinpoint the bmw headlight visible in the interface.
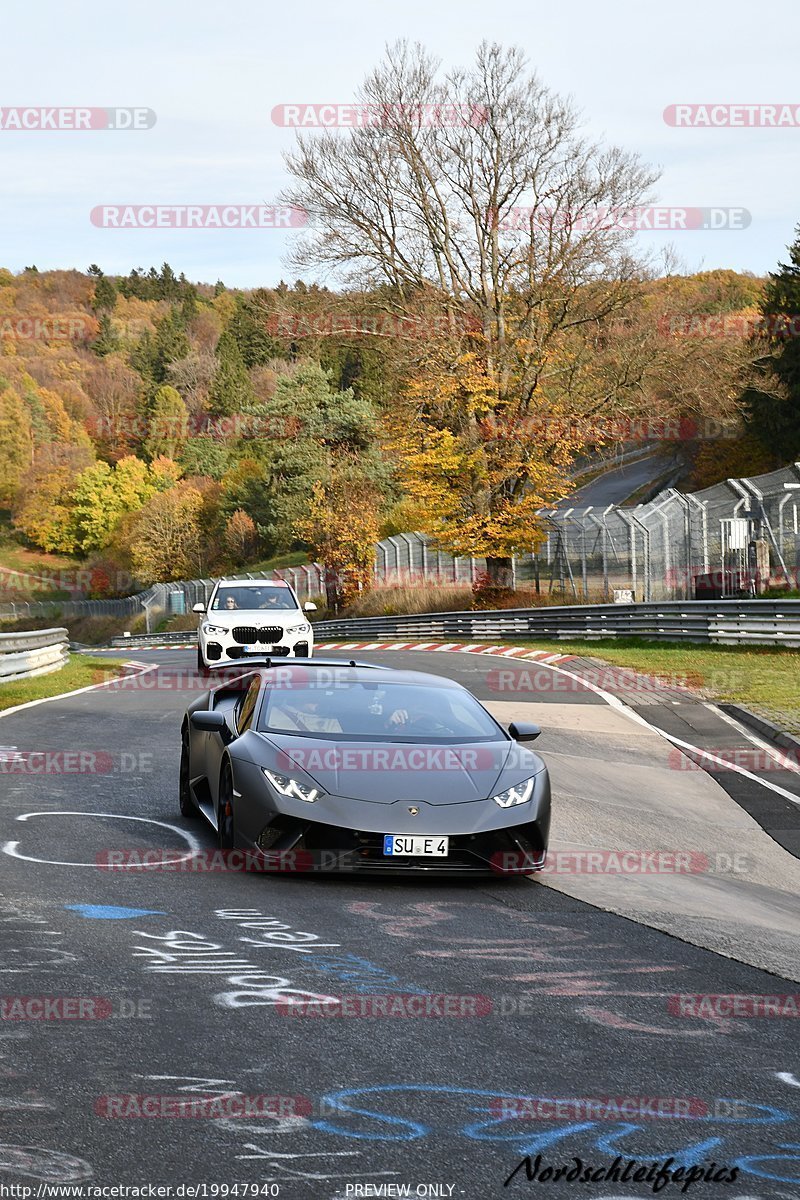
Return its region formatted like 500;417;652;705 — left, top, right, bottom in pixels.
202;623;227;636
492;776;537;808
286;622;311;634
262;768;323;803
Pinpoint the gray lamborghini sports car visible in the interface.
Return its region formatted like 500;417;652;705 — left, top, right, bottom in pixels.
179;659;550;875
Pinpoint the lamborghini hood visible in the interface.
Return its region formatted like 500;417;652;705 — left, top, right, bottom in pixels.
254;733;544;804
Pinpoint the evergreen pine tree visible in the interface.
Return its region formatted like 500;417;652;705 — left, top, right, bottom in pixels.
92;312;120;357
92;274;117;312
151;309;190;384
208;331;255;415
744;225;800;460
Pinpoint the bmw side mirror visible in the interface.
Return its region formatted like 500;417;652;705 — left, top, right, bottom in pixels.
303;601;317;612
508;721;541;742
192;602;206;614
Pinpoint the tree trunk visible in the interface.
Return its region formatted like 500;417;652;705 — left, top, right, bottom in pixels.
324;568;342;614
485;556;514;589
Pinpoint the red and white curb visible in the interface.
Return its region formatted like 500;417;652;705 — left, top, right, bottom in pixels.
317;640;572;663
139;643;195;650
95;643;196;651
98;640;572;660
107;643;575;662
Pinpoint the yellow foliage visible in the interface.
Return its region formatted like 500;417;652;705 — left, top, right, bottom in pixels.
390;347;568;556
294;474;381;606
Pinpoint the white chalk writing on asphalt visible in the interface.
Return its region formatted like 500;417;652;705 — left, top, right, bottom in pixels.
131;929;337;1009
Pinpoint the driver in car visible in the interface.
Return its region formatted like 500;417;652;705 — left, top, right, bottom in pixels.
275;694;410;734
370;692;451;733
366;692;416;730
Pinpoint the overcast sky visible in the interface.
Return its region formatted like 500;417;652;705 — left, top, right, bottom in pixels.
2;0;798;287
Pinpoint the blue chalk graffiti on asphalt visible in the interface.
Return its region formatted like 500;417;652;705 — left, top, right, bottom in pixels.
307;1084;800;1179
65;904;166;920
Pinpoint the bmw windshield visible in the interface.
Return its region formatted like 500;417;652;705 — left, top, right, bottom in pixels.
211;586;299;612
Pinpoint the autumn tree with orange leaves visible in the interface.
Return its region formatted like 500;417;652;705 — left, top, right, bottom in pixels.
293;462;383;613
283;40;664;584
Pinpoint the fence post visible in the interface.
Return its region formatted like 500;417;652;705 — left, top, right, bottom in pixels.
618;510;645;601
633;512;651;601
387;536;402;576
399;534;415;584
584;509;609;601
687;494;709;575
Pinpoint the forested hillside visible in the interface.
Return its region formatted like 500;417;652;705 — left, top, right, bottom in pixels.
0;261;782;601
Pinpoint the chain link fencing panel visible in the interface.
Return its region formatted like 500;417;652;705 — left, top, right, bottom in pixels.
2;463;798;623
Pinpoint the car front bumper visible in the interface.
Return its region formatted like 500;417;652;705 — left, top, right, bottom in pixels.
232;760;551;876
203;632;314;661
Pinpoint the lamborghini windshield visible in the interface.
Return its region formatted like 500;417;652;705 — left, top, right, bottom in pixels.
258;681;502;742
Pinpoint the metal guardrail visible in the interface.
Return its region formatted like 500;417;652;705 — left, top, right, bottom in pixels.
107;600;800;650
110;631;198;647
312;601;800;648
0;627;70;683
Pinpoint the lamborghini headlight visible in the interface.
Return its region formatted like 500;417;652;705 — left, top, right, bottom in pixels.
492;776;537;808
262;768;323;803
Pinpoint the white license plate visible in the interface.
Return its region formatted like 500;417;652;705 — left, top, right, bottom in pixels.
383;835;449;857
244;644;271;654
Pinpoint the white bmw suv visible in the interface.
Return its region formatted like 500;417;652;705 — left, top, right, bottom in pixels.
193;579;316;670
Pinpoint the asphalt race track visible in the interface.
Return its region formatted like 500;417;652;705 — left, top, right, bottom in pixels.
561;453;670;507
1;646;799;1199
